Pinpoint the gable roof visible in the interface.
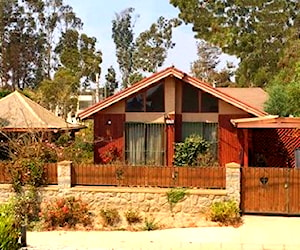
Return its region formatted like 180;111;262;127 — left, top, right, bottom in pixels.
217;88;268;113
0;91;83;131
78;66;268;120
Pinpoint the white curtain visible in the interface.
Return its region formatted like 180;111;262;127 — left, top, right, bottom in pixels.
126;123;165;165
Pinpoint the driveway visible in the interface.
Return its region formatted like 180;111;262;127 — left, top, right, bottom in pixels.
25;216;300;250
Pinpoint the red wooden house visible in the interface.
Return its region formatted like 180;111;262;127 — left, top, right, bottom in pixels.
79;67;300;168
78;66;286;167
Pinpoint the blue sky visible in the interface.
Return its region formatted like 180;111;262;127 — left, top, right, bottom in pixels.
64;0;199;83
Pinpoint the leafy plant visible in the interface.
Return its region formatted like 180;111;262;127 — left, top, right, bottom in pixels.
0;203;20;250
166;188;187;211
100;208;120;226
143;217;158;231
40;197;91;229
208;200;242;226
124;209;142;225
174;134;210;166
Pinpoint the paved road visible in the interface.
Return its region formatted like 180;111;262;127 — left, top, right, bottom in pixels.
24;216;300;250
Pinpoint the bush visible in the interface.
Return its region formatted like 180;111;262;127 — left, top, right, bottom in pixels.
174;134;210;166
40;197;91;229
0;203;20;250
124;209;142;225
166;188;187;211
143;217;158;231
100;208;120;226
208;200;242;226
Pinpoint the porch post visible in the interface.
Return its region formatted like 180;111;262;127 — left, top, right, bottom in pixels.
243;129;249;167
166;114;175;166
226;162;241;205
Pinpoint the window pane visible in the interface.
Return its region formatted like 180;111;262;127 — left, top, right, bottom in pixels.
125;93;144;112
146;83;164;112
125;123;165;165
182;122;218;159
125;123;145;165
182;122;204;141
145;123;165;165
182;84;199;112
201;92;219;112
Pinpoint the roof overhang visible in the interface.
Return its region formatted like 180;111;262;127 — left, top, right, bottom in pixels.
78;66;267;120
231;116;300;128
0;125;86;133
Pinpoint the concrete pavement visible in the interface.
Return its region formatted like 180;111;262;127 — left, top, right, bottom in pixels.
25;216;300;249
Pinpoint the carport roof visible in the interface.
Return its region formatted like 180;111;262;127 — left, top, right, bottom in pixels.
231;115;300;128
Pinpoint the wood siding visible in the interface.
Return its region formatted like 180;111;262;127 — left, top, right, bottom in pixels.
94;113;125;164
218;114;252;166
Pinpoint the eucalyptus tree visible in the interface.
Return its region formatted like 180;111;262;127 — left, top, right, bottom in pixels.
171;0;300;87
112;8;180;87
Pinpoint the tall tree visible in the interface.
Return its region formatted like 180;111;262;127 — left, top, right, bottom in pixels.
112;8;180;88
38;68;79;119
171;0;300;87
104;66;118;97
191;41;233;86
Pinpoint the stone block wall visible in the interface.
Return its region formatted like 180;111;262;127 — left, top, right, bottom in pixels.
0;162;241;223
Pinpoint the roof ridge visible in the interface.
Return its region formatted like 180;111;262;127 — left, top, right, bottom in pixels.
15;91;46;126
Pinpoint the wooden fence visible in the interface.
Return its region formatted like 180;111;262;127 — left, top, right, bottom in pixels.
0;163;226;189
0;163;58;185
71;164;226;189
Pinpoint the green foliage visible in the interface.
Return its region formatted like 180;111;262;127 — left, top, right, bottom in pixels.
104;66;118;97
59;122;94;163
209;200;242;226
112;8;180;87
171;0;300;87
13;188;41;229
124;209;142;225
38;67;79;119
143;217;158;231
191;40;233;86
40;197;91;230
174;134;210;166
265;63;300;117
0;89;11;99
100;208;120;227
166;188;187;209
0;203;20;250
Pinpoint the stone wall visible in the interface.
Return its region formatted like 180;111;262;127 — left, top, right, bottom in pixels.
0;162;241;228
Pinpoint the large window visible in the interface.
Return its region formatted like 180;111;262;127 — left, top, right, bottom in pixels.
182;122;218;157
182;83;218;113
126;82;164;112
125;123;165;165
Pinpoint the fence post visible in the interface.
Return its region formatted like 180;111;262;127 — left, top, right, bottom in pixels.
225;162;241;205
57;161;72;188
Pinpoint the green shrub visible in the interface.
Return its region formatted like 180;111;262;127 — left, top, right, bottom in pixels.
174;134;210;166
143;217;158;231
124;209;142;224
100;208;120;226
40;197;91;229
209;200;242;226
0;203;20;250
166;188;187;211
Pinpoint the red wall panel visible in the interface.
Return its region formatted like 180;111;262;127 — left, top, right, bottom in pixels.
93;113;125;164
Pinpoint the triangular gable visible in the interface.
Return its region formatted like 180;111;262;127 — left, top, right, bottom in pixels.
78;66;268;120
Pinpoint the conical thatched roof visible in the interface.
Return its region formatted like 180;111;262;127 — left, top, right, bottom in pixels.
0;91;83;132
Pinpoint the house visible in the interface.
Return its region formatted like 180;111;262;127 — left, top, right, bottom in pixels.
78;66;274;166
0;91;84;133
